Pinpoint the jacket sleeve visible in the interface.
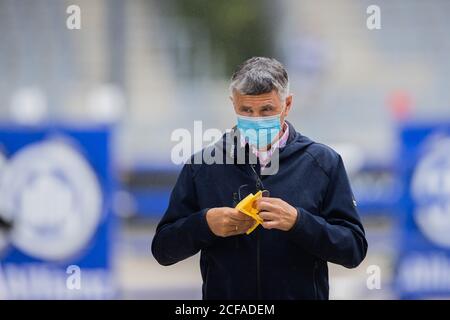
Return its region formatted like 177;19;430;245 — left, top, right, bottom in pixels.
288;155;368;268
151;163;218;266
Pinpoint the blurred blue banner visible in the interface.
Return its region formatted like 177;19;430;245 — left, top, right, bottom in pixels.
0;124;116;299
396;122;450;299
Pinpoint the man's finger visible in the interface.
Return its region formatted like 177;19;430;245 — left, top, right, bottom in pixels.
224;228;238;236
261;220;279;230
244;220;257;229
260;197;283;204
256;200;280;213
258;211;278;221
238;219;256;228
226;225;245;236
230;215;253;223
231;210;253;221
230;219;257;235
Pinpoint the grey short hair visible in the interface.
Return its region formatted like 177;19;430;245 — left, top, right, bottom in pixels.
230;57;290;100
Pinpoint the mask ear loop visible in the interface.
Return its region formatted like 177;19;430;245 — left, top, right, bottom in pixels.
238;184;249;201
279;101;289;128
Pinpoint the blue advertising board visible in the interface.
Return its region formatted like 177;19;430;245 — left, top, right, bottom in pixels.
0;123;116;299
395;122;450;299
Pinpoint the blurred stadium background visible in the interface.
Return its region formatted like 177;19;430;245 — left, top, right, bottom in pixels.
1;0;450;299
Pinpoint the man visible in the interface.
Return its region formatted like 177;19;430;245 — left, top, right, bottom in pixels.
152;57;367;299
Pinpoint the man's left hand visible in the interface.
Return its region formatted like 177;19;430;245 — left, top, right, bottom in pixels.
256;197;298;231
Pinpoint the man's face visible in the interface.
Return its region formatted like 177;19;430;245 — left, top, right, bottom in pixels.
231;90;293;125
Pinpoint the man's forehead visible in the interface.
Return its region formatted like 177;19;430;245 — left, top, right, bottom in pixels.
233;90;280;105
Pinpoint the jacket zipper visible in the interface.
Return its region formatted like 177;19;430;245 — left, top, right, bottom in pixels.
204;263;209;299
250;164;262;299
313;260;319;299
233;192;240;249
256;228;261;299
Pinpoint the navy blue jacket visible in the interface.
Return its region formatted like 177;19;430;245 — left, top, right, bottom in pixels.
152;121;367;300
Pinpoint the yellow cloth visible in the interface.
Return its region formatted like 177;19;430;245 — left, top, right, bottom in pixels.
235;190;264;234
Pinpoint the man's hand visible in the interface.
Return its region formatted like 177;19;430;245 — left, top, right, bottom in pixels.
206;207;255;237
256;197;298;231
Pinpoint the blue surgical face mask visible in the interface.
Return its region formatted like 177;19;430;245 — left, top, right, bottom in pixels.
236;109;284;148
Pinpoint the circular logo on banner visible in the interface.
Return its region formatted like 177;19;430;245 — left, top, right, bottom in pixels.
411;135;450;248
0;140;102;261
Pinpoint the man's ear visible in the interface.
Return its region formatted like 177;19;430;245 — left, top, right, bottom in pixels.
284;94;293;116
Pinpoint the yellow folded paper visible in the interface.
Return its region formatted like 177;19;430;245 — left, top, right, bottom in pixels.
235;190;264;234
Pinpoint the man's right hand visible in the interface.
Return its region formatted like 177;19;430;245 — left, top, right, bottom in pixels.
206;207;255;237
